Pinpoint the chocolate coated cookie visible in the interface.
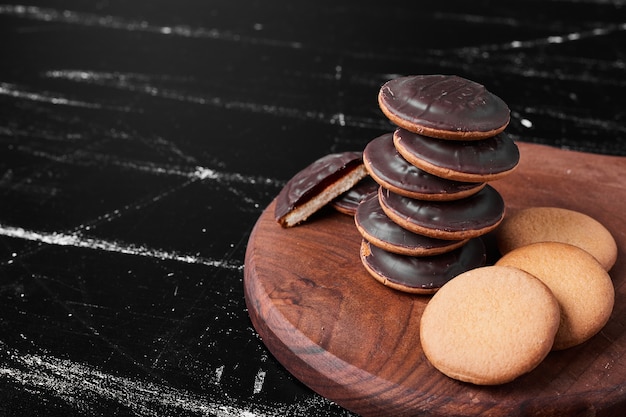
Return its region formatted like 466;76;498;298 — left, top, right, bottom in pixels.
378;185;505;240
378;75;510;140
363;132;485;200
355;193;468;256
360;238;486;294
393;128;520;182
274;152;367;227
331;175;379;216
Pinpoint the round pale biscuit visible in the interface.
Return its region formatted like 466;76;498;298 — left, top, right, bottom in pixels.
496;241;615;350
496;207;617;271
420;265;560;385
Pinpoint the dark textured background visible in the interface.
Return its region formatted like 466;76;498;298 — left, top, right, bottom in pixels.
0;1;624;416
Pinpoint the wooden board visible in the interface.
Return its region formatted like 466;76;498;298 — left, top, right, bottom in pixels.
243;142;626;417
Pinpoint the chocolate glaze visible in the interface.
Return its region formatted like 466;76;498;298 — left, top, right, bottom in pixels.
394;128;520;176
379;75;510;136
379;185;504;235
331;175;378;215
274;152;363;222
364;132;484;199
361;238;486;292
355;193;467;255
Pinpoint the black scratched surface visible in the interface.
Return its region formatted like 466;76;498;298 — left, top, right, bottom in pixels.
0;1;625;416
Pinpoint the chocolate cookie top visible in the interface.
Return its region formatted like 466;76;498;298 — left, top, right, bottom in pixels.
363;132;485;200
274;152;366;227
331;175;379;215
355;193;468;256
378;75;510;140
360;238;486;294
393;128;520;182
378;185;505;240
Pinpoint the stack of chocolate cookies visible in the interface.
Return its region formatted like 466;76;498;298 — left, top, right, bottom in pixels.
356;75;520;294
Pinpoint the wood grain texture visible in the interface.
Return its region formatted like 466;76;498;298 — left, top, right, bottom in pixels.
244;142;626;417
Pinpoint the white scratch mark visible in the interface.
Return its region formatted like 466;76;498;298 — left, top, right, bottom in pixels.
0;224;242;271
467;22;626;53
11;144;283;195
334;65;342;81
520;118;533;128
521;106;626;133
0;82;130;111
253;369;266;395
40;69;388;130
0;348;339;417
0;5;303;49
214;365;225;385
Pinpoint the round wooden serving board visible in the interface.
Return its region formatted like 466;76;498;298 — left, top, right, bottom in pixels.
244;142;626;417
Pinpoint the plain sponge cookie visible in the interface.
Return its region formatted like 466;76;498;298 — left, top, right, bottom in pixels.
496;241;615;350
496;207;617;271
420;265;560;385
